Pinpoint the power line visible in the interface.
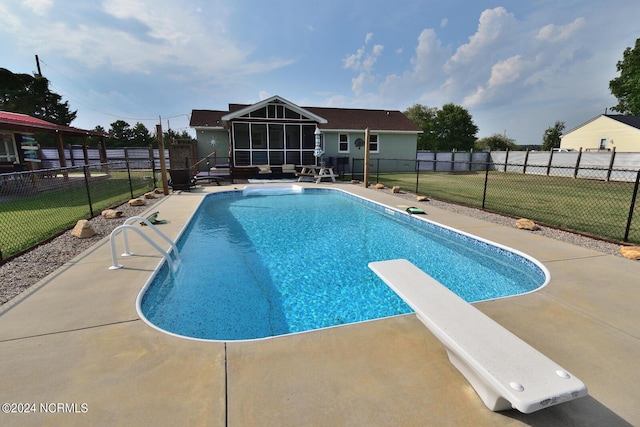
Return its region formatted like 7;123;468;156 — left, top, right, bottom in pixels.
38;57;192;126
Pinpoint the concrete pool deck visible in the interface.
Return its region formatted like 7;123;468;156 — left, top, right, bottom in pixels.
0;182;638;426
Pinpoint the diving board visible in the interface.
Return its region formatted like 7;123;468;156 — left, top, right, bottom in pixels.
368;259;587;414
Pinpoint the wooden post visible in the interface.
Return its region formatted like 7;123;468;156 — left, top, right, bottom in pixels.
363;128;370;187
99;137;109;174
156;124;169;195
55;131;68;179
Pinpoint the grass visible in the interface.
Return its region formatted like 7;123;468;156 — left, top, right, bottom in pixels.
0;170;154;260
375;171;640;244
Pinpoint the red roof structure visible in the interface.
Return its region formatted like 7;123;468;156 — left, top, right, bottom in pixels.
0;111;106;136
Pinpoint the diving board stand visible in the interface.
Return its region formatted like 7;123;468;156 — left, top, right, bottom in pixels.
368;259;587;414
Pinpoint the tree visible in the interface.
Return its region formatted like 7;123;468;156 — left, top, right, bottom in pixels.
404;103;478;151
541;121;565;151
432;103;478;151
163;129;196;145
106;120;135;147
475;134;517;151
131;122;154;146
404;104;437;150
609;38;640;115
105;121;156;147
0;67;77;125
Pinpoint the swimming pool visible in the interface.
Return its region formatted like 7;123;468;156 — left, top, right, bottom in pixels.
138;186;548;341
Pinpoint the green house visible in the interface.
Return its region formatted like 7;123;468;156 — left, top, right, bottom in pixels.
190;95;421;177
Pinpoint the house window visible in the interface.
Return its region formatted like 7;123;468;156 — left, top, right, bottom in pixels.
599;138;607;150
267;104;285;119
338;133;349;153
369;134;379;153
233;123;250;149
251;124;267;149
0;133;18;162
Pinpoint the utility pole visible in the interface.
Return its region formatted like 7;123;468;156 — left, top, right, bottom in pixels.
34;55;42;77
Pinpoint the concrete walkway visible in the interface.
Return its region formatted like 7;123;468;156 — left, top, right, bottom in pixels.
0;183;638;426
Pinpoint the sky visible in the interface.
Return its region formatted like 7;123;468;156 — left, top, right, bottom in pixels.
1;0;639;146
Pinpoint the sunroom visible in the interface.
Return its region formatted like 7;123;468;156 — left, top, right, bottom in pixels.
221;97;328;167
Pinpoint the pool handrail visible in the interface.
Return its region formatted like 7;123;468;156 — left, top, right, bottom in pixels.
108;216;180;271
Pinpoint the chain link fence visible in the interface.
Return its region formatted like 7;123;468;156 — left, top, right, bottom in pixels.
0;160;156;261
353;158;640;244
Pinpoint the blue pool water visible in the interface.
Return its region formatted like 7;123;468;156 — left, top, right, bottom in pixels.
139;187;548;341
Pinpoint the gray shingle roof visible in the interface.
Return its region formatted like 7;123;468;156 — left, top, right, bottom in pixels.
607;114;640;130
190;104;421;133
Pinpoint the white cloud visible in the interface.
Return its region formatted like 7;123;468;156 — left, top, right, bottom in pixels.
343;47;365;71
351;73;369;96
365;32;374;44
446;7;516;71
343;34;385;95
21;0;52;15
464;55;524;106
536;17;586;43
411;29;447;81
4;0;293;80
258;91;272;100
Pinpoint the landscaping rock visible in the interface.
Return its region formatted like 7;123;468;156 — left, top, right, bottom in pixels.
392;186;401;193
351;180;360;184
128;198;146;206
620;246;640;260
516;218;539;231
71;220;96;239
144;192;156;199
417;195;429;202
154;188;164;194
375;183;385;189
101;209;123;219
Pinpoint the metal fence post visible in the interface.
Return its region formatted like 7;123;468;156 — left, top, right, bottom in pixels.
504;148;509;172
606;147;616;182
126;159;134;199
482;160;490;209
415;159;420;194
574;147;583;178
624;169;640;242
83;165;94;217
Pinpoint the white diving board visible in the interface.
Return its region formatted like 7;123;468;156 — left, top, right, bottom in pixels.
368;259;587;414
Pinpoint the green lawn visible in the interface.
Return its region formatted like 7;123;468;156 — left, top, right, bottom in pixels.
0;171;154;260
376;171;640;244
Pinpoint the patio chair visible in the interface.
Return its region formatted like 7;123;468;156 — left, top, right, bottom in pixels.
281;164;297;175
168;168;197;192
256;165;272;175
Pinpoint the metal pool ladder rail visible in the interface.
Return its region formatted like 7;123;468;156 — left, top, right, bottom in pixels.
108;216;180;271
